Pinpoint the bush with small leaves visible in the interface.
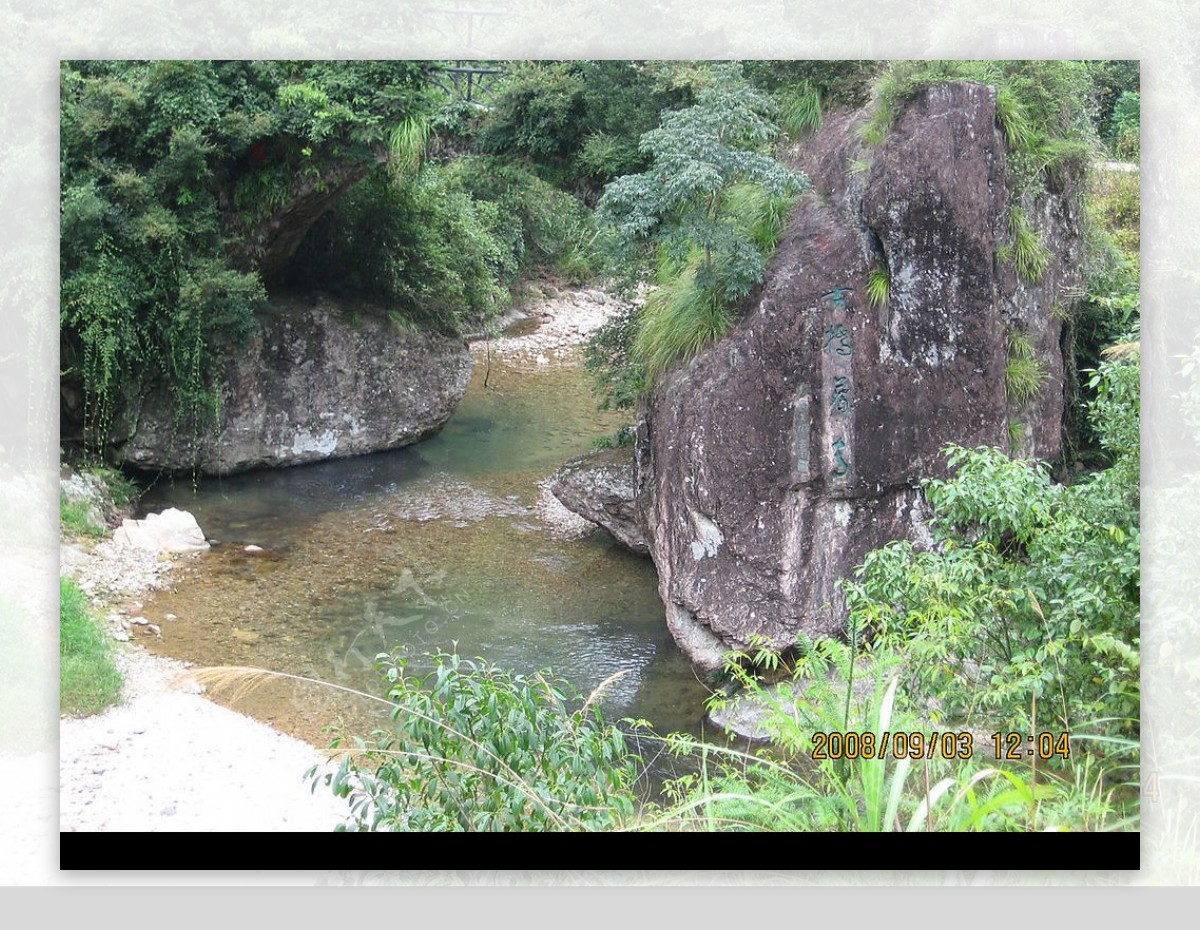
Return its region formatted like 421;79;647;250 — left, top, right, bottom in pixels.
310;651;641;832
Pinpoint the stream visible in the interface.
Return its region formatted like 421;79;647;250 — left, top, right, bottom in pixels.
135;337;714;760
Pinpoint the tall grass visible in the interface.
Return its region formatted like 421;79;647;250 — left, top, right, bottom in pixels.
1005;207;1051;283
387;115;431;179
1005;329;1048;403
866;264;890;309
779;84;823;138
722;182;796;253
60;577;122;716
634;263;731;382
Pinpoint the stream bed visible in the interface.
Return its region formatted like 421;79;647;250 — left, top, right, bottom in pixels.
135;346;714;757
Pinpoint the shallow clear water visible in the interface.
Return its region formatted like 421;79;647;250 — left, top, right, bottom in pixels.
138;355;713;745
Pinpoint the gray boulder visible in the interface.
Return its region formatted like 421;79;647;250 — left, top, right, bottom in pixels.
549;447;648;554
635;82;1083;671
113;295;473;474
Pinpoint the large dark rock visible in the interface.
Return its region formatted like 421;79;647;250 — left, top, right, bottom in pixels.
114;295;472;474
636;82;1083;671
549;447;649;554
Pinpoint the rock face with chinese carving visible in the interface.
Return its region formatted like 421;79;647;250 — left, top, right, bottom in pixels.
629;81;1082;671
112;294;473;475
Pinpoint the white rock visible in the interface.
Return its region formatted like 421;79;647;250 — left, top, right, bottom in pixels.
112;508;209;554
243;544;264;553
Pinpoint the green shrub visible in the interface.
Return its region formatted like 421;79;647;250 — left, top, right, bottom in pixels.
865;264;890;309
584;303;646;411
1109;91;1140;161
843;364;1140;739
310;651;641;831
440;156;607;283
1004;206;1051;283
1089;167;1140;257
1005;330;1048;403
591;425;636;449
60;577;122;716
288;164;516;333
650;643;1109;832
60;495;105;537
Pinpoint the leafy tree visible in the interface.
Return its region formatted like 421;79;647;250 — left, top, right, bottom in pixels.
478;60;695;196
598;65;802;298
591;65;807;389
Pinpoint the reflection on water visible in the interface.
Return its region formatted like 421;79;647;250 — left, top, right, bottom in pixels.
139;358;714;747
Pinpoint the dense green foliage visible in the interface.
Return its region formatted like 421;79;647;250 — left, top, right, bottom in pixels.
60;60;432;445
60;577;123;717
477;61;697;197
311;652;640;831
285;165;514;333
1108;91;1141;161
589;66;805;394
845;358;1139;740
743;60;880;110
656;640;1135;832
1087;60;1140;158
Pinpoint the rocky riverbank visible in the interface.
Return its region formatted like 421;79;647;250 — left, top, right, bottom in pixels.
58;281;629;831
477;280;633;369
58;473;348;832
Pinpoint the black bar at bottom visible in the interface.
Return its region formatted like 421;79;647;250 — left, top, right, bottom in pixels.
60;829;1139;873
